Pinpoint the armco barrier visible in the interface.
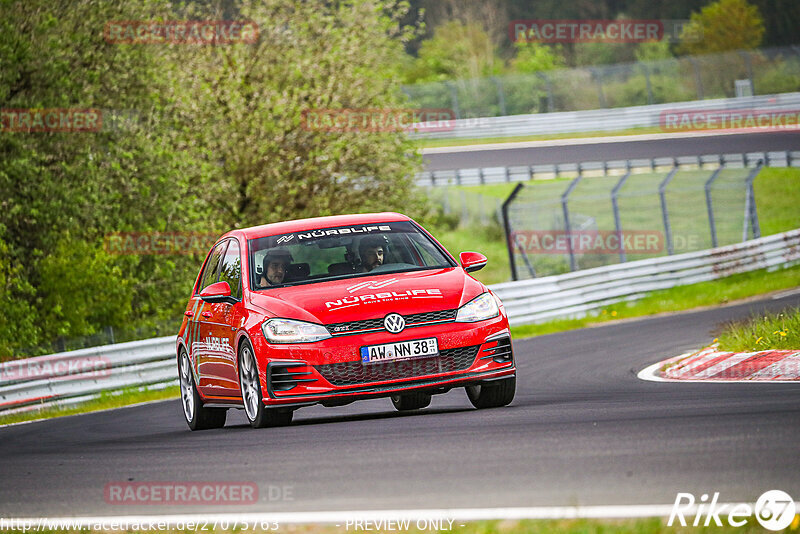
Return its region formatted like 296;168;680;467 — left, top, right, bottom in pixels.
0;336;177;414
2;229;799;414
409;92;800;140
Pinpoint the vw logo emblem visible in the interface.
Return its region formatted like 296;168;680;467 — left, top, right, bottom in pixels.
384;313;405;334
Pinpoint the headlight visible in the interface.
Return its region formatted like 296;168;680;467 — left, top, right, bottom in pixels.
262;318;332;343
455;292;500;323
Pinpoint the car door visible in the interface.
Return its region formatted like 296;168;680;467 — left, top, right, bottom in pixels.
193;240;228;395
202;238;245;398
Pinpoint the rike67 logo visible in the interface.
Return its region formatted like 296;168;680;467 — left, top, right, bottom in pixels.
669;490;797;530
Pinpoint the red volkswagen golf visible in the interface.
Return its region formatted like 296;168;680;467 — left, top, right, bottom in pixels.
176;213;516;430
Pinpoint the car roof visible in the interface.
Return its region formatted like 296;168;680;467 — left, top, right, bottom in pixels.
222;212;412;241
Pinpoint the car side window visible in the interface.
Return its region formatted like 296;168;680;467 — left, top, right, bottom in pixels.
197;240;228;294
219;240;242;300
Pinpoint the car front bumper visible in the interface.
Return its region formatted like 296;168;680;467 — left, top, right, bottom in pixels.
251;316;516;407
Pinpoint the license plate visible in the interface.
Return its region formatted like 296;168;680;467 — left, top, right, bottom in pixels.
360;338;439;364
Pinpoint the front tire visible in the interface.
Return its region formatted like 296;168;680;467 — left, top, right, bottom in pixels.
179;349;227;430
238;340;293;428
466;376;516;409
391;391;432;411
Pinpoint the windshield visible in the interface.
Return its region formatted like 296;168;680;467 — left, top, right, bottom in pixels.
249;221;456;289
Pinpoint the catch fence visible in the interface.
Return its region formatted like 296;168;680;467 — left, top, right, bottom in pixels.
403;46;800;119
501;155;772;279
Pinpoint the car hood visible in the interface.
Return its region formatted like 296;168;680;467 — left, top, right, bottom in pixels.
247;268;485;324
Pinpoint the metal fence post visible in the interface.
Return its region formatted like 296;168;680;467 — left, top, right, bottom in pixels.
640;63;654;105
460;189;468;226
611;165;632;262
445;81;461;119
502;183;525;281
686;57;704;100
561;172;583;271
743;160;764;241
704;166;724;248
738;51;755;95
537;72;554;112
659;164;679;255
491;76;507;116
590;68;607;108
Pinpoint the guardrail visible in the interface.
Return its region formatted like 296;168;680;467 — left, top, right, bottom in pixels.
3;229;799;414
492;228;800;326
0;336;177;415
409;92;800;140
415;150;800;187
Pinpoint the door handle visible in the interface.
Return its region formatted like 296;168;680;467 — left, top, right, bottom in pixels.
184;311;193;317
201;311;212;318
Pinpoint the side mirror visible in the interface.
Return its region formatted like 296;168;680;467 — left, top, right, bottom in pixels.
459;251;487;273
200;281;237;304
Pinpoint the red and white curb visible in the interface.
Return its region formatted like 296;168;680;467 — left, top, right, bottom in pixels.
638;346;800;383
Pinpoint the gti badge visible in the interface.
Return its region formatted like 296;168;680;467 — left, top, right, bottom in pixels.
384;313;405;334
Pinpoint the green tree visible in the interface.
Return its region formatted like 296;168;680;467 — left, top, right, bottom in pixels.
678;0;765;55
1;0;426;357
635;40;674;62
165;0;424;227
406;21;502;83
510;42;565;74
37;238;134;341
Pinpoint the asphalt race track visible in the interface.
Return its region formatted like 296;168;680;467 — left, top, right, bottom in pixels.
1;292;799;517
423;131;800;171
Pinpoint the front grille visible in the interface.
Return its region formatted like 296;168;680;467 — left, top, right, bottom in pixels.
314;345;479;386
326;309;457;335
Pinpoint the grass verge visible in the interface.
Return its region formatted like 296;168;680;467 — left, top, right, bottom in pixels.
414;126;664;149
509;263;800;340
0;385;178;427
716;306;800;352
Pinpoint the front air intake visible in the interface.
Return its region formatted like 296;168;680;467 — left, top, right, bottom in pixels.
267;362;316;393
480;336;513;364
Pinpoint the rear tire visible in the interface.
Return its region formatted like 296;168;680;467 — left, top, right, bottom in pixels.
466;376;516;409
179;349;227;430
390;392;432;411
239;340;294;428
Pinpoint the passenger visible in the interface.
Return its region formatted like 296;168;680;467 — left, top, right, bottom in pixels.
260;248;292;287
358;236;385;272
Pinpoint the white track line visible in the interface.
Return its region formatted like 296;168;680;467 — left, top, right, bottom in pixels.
421;129;780;154
3;503;783;526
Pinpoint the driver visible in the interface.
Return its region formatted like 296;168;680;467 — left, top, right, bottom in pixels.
260;248;293;287
358;236;385;272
